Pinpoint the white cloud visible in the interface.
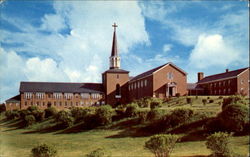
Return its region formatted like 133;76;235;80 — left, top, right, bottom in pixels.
24;57;68;82
188;34;239;69
0;1;150;102
163;44;172;53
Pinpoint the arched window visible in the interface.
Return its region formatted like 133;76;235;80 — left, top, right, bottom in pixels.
116;84;121;96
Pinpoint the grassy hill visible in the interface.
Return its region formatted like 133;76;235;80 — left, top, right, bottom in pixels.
0;96;249;157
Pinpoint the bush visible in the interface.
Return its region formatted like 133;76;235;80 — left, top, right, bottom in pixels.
125;103;138;117
31;143;57;157
175;93;180;97
205;132;232;157
150;98;163;109
202;99;207;106
27;106;45;122
219;104;249;132
170;108;194;126
85;148;110;157
135;97;152;108
24;115;36;126
147;109;161;121
5;110;20;120
56;110;74;128
70;107;92;123
186;97;192;105
145;134;179;157
207;97;210;99
205;118;224;133
222;95;242;110
44;107;57;118
0;104;6;113
209;99;214;103
137;110;148;123
95;105;113;126
219;96;223;99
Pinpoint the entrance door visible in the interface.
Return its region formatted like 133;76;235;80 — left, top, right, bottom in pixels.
169;87;173;96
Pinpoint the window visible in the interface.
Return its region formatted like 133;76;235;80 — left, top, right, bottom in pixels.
228;89;231;93
53;93;62;99
65;102;67;106
43;102;45;106
224;89;226;94
54;102;56;106
24;92;33;99
64;93;73;99
71;102;73;106
131;84;133;90
37;102;39;106
117;74;119;79
219;82;221;86
141;81;143;87
31;102;33;106
228;80;231;85
138;82;140;88
134;83;136;89
144;80;147;86
116;84;121;96
102;101;105;105
81;93;90;99
36;93;45;99
128;85;130;91
76;102;78;106
167;72;174;80
60;102;62;106
80;101;83;106
25;101;27;106
214;90;217;95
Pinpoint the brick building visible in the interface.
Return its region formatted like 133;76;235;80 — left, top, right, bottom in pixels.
4;23;187;110
188;68;250;96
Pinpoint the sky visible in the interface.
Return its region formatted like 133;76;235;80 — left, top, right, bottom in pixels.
0;0;249;102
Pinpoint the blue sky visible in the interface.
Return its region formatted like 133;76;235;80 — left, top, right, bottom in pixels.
0;0;249;102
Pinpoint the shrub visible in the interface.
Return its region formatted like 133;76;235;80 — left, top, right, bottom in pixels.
147;109;161;121
186;97;192;105
170;108;194;126
175;93;180;97
209;99;214;103
222;95;242;110
56;110;74;128
136;97;152;108
95;105;113;126
31;143;57;157
0;104;6;113
70;107;91;123
44;107;57;118
125;103;138;117
5;110;20;120
19;109;31;119
202;99;207;106
24;115;36;126
205;132;232;157
145;134;179;157
205;118;224;133
150;98;163;109
137;110;148;123
85;148;110;157
219;96;223;99
207;97;210;99
27;106;45;122
219;104;249;132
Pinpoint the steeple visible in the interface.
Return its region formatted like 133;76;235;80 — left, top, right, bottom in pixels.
109;23;120;69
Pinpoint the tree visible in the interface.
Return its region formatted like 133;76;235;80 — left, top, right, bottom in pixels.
145;134;179;157
206;132;232;157
125;103;138;117
55;110;74;128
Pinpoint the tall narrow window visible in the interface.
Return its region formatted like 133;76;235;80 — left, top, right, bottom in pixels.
116;84;121;96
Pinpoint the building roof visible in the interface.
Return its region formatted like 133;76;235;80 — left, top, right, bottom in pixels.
130;62;187;82
5;95;20;102
103;68;129;74
19;82;104;93
198;67;249;84
187;83;203;90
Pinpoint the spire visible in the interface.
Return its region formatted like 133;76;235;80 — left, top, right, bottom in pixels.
109;23;121;69
111;23;118;56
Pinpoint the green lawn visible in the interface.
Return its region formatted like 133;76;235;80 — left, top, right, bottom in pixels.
0;96;249;157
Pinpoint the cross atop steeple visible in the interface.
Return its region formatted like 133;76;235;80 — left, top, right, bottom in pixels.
112;23;118;32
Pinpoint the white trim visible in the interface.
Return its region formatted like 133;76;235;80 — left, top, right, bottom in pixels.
237;68;249;77
153;62;187;75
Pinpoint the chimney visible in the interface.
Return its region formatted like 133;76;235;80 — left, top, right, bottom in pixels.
198;72;204;82
226;69;229;73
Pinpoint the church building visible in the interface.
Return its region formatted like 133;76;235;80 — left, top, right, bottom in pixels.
4;23;188;110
